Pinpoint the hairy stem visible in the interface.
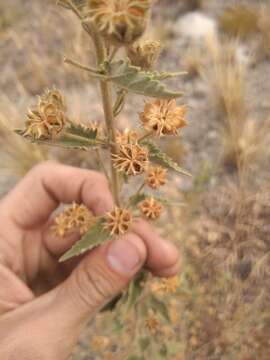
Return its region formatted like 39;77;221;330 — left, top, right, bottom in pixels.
91;28;121;206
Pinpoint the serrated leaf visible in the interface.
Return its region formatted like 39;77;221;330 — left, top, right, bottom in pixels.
103;60;183;99
59;218;111;262
139;337;151;352
142;140;191;176
15;123;102;150
71;0;86;8
149;295;171;323
66;122;98;139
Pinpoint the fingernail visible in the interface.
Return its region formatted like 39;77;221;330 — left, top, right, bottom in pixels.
107;238;141;275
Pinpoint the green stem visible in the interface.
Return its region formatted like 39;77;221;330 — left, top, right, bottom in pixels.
91;27;121;206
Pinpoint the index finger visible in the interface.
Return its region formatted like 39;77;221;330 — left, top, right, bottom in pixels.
1;161;114;229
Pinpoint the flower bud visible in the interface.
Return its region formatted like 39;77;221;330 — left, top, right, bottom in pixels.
127;40;162;70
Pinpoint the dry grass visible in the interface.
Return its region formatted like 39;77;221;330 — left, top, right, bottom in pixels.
0;114;48;195
181;44;205;79
258;5;270;58
219;4;259;39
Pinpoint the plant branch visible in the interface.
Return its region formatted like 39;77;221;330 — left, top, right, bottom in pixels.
64;57;106;78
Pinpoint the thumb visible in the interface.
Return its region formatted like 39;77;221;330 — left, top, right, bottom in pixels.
0;234;147;360
52;233;147;327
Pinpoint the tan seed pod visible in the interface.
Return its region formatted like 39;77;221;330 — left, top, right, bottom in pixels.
140;99;188;137
104;207;133;236
145;166;167;189
87;0;152;45
139;197;163;220
23;88;67;140
112;143;148;176
127;40;162;70
39;88;66;112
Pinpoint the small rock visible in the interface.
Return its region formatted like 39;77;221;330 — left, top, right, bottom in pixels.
173;11;217;42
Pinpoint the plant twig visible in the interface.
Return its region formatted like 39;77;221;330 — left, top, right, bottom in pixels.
64;57;106;78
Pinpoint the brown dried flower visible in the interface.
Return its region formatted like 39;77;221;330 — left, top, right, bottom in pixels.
127;40;162;70
115;129;138;145
139;197;163;220
112;143;149;176
104;207;133;236
151;276;180;295
145;313;160;335
53;203;96;237
87;0;151;45
145;166;167;189
91;336;110;352
140;99;188;137
23;89;67;140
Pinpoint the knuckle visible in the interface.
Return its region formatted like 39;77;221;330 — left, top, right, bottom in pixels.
31;160;57;175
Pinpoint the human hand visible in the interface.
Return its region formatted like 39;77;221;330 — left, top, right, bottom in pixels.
0;161;180;360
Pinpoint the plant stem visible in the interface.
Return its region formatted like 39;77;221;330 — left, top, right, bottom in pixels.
91;27;121;206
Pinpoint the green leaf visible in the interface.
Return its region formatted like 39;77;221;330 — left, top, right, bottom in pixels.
15;123;102;151
129;193;147;207
154;196;186;208
159;344;168;357
59;218;111;262
66;122;98;139
142;140;191;177
124;270;148;313
149;295;171;323
126;356;145;360
103;60;183;99
71;0;86;8
111;317;124;333
101;294;122;312
139;337;151;352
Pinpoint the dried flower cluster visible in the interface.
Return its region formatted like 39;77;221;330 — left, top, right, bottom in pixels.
112;143;149;176
139;197;163;220
146;166;167;189
24;89;67;140
145;313;160;335
104;207;133;236
53;203;96;237
140;99;187;137
151;276;180;295
87;0;152;45
90;336;110;352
